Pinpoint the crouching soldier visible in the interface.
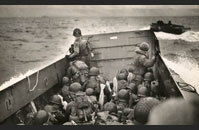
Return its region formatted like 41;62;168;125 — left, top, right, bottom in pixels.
116;89;130;111
60;82;82;104
112;68;129;97
143;72;154;89
34;110;52;125
136;84;150;101
67;60;89;85
64;92;95;125
44;95;66;125
143;72;161;100
95;101;120;125
83;67;112;107
62;76;70;88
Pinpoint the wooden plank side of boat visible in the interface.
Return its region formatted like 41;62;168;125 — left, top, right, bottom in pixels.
0;58;68;122
84;30;198;100
84;30;157;81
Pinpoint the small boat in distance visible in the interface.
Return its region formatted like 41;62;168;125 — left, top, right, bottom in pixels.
150;20;191;35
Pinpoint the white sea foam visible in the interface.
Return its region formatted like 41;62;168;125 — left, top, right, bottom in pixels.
138;25;199;42
0;69;37;91
0;54;66;91
162;56;199;93
155;31;199;42
138;26;151;30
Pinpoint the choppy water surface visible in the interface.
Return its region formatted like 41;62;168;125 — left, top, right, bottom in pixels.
1;16;199;93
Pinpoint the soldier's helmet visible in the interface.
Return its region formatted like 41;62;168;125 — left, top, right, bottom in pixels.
44;105;57;113
127;82;137;94
34;110;49;125
89;67;100;76
117;73;127;81
137;86;149;97
103;101;118;114
73;28;82;37
50;95;62;105
69;82;82;93
86;88;94;96
147;98;199;125
117;80;128;91
62;76;70;85
137;84;144;90
134;97;160;124
128;66;135;73
86;80;99;90
144;72;154;81
117;89;130;101
139;42;150;52
61;85;69;97
119;68;128;76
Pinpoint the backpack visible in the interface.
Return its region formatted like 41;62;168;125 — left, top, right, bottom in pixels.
74;92;94;122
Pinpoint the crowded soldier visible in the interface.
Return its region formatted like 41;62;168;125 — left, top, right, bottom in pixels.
82;67;112;109
17;28;198;125
66;60;89;85
43;95;66;125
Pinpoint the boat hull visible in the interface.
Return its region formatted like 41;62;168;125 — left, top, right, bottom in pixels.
150;23;187;35
0;30;198;124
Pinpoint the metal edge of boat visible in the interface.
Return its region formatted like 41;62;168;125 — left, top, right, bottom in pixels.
0;57;69;123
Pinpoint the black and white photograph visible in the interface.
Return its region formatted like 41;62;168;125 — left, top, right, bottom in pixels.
0;5;199;125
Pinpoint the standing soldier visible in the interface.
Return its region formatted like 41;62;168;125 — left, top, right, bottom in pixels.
127;42;156;86
66;28;94;67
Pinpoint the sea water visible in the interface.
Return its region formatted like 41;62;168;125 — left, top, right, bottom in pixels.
1;16;199;92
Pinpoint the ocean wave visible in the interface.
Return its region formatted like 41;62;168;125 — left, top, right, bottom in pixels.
138;26;150;30
0;54;66;91
0;69;37;91
138;26;199;42
162;56;199;93
155;31;199;42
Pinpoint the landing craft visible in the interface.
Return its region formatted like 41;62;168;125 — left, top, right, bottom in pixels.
150;20;191;35
0;30;198;124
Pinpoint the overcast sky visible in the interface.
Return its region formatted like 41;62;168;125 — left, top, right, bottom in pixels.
0;5;199;17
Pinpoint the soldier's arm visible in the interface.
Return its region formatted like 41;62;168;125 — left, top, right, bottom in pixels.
67;66;72;79
64;103;73;121
82;80;88;91
69;42;80;58
140;55;156;67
